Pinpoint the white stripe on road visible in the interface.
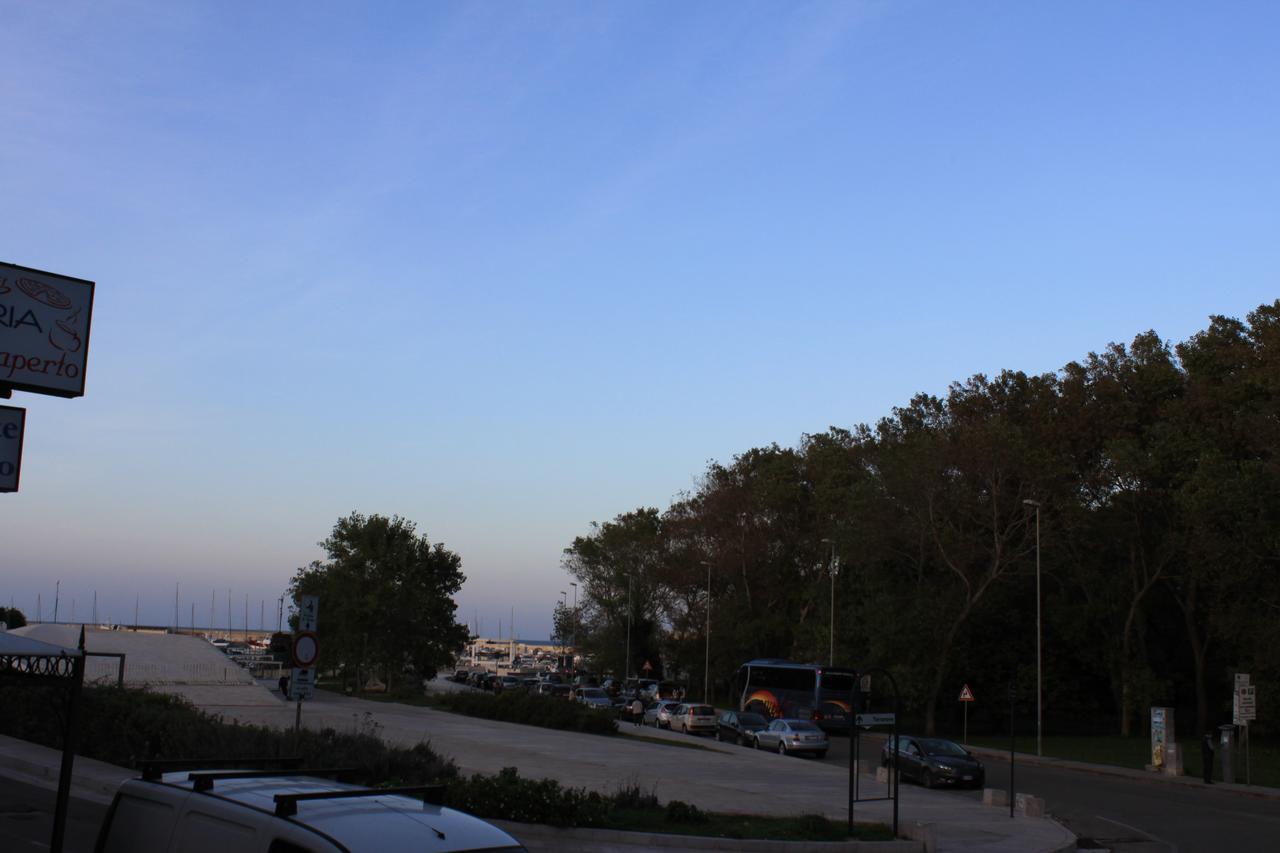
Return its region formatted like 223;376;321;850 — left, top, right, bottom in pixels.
1095;814;1178;853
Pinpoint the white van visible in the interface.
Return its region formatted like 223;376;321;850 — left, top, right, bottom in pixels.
94;764;525;853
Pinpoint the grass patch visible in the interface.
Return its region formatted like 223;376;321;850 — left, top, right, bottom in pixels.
964;735;1280;788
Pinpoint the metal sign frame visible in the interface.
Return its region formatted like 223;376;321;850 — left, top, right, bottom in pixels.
0;261;96;399
0;404;25;492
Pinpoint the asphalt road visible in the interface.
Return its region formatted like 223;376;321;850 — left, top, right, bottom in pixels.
822;734;1280;853
0;775;109;853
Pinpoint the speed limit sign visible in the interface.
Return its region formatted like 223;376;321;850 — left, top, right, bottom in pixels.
292;631;320;668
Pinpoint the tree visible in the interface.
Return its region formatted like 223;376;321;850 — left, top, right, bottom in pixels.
289;513;469;691
0;606;26;629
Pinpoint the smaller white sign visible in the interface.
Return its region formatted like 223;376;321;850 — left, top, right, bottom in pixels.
0;405;24;492
1235;673;1251;689
291;666;315;701
298;595;319;632
1234;685;1257;724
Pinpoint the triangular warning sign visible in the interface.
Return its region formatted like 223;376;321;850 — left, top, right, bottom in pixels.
958;684;975;702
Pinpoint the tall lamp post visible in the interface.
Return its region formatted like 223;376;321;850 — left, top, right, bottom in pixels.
700;560;713;703
822;539;839;665
569;582;577;667
624;573;633;682
1023;499;1043;757
559;590;568;670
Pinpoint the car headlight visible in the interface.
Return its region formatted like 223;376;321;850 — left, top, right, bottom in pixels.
935;763;954;772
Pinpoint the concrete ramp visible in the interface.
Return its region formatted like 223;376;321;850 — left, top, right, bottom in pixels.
13;625;255;687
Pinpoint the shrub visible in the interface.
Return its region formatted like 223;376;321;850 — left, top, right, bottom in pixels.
426;690;617;735
445;766;609;827
665;800;709;825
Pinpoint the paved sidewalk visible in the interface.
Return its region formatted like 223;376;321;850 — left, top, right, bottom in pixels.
959;742;1280;802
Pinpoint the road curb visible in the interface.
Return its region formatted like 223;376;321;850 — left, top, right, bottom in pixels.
960;743;1280;802
491;820;924;852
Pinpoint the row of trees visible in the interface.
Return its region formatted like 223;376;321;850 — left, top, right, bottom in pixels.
562;302;1280;737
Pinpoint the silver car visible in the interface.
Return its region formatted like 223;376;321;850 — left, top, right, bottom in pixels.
753;718;829;758
643;700;682;728
575;687;613;710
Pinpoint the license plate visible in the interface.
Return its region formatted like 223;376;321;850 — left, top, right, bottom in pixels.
962;775;973;781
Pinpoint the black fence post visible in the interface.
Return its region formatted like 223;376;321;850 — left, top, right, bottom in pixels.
1009;680;1016;820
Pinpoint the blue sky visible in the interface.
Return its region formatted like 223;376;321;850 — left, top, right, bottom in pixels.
3;1;1278;640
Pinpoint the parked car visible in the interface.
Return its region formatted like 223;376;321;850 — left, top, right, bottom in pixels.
451;669;471;683
880;735;985;788
574;687;613;710
500;675;522;692
643;700;683;728
716;710;769;746
753;719;829;758
671;703;717;735
95;763;525;852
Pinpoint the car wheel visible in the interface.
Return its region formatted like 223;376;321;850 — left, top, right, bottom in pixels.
923;770;935;789
753;736;761;750
778;741;787;756
681;723;688;734
715;729;723;742
737;733;746;747
816;750;827;760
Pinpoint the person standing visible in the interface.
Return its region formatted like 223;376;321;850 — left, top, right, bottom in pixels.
630;696;644;727
1201;732;1215;784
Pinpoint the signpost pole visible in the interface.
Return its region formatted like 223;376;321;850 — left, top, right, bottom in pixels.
964;700;968;745
1009;682;1016;820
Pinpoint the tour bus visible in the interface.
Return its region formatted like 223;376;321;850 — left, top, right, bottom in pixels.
733;659;856;733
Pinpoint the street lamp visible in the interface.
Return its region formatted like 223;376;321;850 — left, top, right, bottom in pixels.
624;573;633;682
1023;498;1042;758
569;582;577;664
559;590;568;670
700;560;713;703
822;539;840;665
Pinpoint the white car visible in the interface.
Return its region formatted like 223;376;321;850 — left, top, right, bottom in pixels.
95;764;525;853
671;703;718;735
575;687;613;709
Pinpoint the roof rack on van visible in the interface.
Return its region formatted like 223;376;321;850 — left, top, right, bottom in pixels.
140;757;303;781
273;784;446;817
188;767;355;792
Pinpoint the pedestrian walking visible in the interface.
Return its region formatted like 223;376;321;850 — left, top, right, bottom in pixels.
278;674;290;697
1201;732;1215;784
630;696;644;727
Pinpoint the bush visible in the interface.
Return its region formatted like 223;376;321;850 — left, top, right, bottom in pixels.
445;766;609;827
0;686;455;787
665;800;708;824
426;690;617;735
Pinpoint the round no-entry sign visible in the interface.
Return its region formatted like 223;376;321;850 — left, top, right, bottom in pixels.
292;631;320;668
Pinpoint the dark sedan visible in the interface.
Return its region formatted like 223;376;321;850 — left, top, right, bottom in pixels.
715;710;769;746
881;735;985;788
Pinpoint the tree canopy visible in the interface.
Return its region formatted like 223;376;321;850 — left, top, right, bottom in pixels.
563;301;1280;737
289;513;469;689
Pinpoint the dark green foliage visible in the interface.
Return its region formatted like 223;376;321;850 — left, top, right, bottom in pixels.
425;689;618;735
0;686;455;786
445;767;609;827
289;513;470;690
664;800;708;824
563;300;1280;737
1;606;26;628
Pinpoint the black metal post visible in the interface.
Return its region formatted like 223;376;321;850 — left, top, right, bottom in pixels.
51;628;86;853
1009;681;1016;819
848;677;857;834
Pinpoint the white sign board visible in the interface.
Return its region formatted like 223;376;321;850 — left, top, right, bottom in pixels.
0;405;24;492
1235;673;1250;689
290;667;316;701
1234;685;1257;724
0;261;95;398
291;595;320;701
856;712;896;726
297;595;319;632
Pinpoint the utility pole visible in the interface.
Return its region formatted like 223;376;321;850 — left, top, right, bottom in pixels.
53;580;60;623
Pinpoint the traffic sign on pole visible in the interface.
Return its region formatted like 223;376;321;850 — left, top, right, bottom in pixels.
959;684;976;702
